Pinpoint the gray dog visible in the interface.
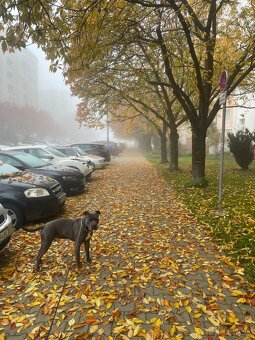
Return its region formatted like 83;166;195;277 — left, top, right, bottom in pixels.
22;210;101;270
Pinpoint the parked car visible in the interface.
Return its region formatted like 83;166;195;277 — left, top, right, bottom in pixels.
71;143;111;162
5;145;94;179
92;141;121;156
0;203;14;251
0;151;86;196
55;146;107;170
0;162;66;228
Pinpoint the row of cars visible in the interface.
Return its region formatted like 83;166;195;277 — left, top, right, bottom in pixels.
0;142;114;251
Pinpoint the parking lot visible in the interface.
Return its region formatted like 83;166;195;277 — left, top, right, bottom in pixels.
0;152;254;339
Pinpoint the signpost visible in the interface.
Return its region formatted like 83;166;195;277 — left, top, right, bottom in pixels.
218;71;228;211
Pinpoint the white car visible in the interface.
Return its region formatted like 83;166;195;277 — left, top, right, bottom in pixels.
55;146;107;170
0;203;14;251
4;145;94;178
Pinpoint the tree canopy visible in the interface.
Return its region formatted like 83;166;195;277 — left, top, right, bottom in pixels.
1;0;255;183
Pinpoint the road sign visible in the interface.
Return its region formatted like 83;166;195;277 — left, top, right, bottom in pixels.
220;70;228;92
219;91;227;105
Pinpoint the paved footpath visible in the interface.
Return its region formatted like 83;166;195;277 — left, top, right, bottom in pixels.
0;152;254;339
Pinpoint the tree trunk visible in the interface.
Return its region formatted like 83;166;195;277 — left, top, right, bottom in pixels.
138;134;152;152
192;130;206;184
160;123;168;163
169;129;179;171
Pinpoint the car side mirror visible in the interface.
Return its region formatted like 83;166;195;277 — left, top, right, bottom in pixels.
44;155;54;160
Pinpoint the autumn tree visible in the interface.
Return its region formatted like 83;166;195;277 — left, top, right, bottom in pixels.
2;1;255;183
124;0;255;184
111;114;155;153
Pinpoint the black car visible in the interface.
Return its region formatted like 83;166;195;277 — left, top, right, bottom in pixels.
71;143;111;162
0;162;66;228
0;151;86;196
92;141;121;156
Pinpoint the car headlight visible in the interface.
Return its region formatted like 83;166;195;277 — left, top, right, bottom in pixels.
24;188;50;198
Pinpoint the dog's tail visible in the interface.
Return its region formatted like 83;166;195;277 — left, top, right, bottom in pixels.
22;225;44;232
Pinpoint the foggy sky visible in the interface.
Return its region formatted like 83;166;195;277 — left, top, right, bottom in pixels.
28;45;110;143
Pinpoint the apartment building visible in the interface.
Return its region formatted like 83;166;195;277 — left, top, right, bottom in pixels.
0;49;38;107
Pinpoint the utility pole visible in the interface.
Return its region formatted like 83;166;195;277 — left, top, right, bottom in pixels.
106;113;110;148
218;71;228;211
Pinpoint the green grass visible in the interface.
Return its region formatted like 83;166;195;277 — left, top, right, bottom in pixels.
146;153;255;282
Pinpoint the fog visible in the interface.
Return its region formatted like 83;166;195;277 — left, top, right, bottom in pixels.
0;45;111;145
29;45;110;144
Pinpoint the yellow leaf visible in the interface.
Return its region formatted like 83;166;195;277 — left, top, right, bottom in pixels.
28;301;41;307
68;318;75;327
96;298;101;307
169;325;176;336
174;302;179;309
133;325;140;336
183;300;189;306
89;325;99;334
195;327;204;335
228;316;238;323
231;290;244;297
106;302;112;309
190;333;202;339
113;326;125;334
222;275;234;282
98;329;104;335
186;306;192;313
154;319;162;328
0;335;5;340
237;298;247;303
208;316;220;326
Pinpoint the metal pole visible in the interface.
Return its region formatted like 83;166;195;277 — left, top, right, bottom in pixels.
106;113;110;148
218;101;227;211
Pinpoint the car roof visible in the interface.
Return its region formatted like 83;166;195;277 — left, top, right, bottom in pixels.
4;145;49;151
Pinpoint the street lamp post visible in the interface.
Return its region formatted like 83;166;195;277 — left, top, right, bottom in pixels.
106;113;110;148
218;70;228;211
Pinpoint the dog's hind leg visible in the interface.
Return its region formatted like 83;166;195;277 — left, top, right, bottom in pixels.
36;238;53;270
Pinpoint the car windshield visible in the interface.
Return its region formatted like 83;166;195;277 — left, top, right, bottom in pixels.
58;148;76;156
72;147;84;155
0;162;20;176
14;153;50;168
46;147;66;157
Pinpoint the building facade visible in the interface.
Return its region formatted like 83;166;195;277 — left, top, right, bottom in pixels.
0;49;38;107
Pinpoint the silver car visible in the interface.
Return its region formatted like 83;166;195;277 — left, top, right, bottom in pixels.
0;203;14;251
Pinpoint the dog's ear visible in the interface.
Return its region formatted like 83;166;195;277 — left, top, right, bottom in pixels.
83;211;90;216
96;210;101;215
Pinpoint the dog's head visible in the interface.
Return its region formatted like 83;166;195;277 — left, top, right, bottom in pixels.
83;210;101;232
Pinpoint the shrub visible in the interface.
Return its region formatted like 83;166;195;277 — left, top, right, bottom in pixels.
227;129;255;170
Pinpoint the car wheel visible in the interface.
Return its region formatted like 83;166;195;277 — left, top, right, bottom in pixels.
4;204;25;229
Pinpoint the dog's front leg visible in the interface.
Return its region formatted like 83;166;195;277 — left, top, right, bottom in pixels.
75;242;82;268
84;239;92;263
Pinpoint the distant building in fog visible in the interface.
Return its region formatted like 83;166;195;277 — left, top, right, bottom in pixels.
0;49;38;107
38;89;73;118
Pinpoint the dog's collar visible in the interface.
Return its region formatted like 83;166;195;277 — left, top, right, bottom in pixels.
80;220;89;232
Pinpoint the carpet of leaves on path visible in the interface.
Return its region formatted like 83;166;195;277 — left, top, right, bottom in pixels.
0;152;254;339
